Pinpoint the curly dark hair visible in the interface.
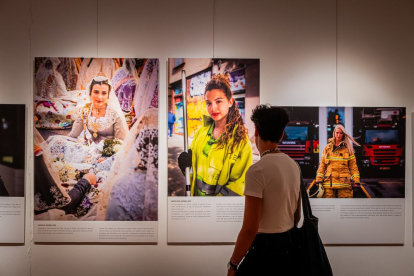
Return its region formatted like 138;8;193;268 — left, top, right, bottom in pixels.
250;104;289;142
204;73;248;151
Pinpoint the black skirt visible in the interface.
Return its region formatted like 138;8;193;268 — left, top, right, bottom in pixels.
236;227;302;276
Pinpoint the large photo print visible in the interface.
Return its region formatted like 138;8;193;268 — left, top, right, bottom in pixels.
281;106;405;199
0;104;25;243
168;58;260;197
34;57;159;221
167;58;260;243
0;104;25;198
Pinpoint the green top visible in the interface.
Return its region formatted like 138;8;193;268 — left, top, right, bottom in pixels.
190;115;253;196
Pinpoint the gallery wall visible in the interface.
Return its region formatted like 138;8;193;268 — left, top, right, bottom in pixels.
0;0;413;275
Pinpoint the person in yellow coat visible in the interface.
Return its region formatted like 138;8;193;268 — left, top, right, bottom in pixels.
178;73;252;196
315;124;361;198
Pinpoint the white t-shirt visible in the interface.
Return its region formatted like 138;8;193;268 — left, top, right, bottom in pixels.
244;152;301;233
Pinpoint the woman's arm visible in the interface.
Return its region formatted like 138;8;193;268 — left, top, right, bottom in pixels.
226;140;253;196
228;195;262;275
348;153;360;183
315;146;328;182
67;116;83;138
113;115;127;140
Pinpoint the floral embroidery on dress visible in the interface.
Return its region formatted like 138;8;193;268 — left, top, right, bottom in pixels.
105;125;158;221
105;172;147;221
88;106;120;132
135;129;158;169
34;186;71;212
150;84;158;108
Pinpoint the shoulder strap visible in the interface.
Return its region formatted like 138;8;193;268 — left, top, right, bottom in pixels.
300;175;313;219
295;161;313;219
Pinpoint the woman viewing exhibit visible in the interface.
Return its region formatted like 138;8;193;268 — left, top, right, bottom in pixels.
315;124;361;198
178;73;252;196
228;105;301;275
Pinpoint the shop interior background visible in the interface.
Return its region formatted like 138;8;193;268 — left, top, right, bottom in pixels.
0;0;413;275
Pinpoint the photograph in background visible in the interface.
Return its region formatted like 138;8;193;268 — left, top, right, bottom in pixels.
352;107;405;198
326;107;344;140
281;106;405;198
279;107;319;179
33;57;159;221
0;104;25;197
168;58;260;197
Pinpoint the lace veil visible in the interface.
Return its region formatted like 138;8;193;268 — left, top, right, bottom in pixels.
124;58;140;80
34;57;68;98
80;75;129;143
34;128;70;200
95;108;158;220
76;58;119;90
133;59;159;120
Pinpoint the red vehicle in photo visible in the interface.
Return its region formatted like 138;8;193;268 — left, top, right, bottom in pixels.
359;108;405;173
279;121;319;177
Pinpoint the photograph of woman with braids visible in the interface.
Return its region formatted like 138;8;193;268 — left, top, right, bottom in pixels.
168;59;260;197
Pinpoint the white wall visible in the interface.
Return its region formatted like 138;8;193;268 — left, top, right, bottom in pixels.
0;0;413;275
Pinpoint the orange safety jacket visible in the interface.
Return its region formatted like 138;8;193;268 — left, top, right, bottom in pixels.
316;138;360;189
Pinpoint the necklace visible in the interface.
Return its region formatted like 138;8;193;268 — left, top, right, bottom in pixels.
260;148;281;158
90;122;100;138
90;105;106;138
94;106;105;116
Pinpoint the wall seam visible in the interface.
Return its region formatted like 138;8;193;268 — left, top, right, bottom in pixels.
336;0;339;107
97;0;99;57
212;0;215;58
28;0;34;275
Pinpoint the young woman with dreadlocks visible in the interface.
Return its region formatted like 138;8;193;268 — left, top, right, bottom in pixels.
178;73;253;196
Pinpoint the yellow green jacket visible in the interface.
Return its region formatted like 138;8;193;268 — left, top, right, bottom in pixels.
316;138;360;189
190;116;253;196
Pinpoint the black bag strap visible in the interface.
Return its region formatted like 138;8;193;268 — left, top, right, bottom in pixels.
295;161;316;221
300;175;313;219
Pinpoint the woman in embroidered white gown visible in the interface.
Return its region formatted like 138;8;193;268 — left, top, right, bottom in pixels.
34;76;129;220
68;76;127;144
44;75;128;183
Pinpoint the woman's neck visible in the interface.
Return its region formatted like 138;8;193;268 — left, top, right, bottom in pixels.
212;117;227;139
214;116;227;130
92;104;107;118
257;137;279;156
260;143;279;155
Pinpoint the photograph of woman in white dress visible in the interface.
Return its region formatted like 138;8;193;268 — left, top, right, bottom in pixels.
33;57;159;221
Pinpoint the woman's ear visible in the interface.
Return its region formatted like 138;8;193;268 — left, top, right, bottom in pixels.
229;97;235;107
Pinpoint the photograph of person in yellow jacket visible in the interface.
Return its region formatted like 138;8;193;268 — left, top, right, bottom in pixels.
315;124;361;198
178;73;252;196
